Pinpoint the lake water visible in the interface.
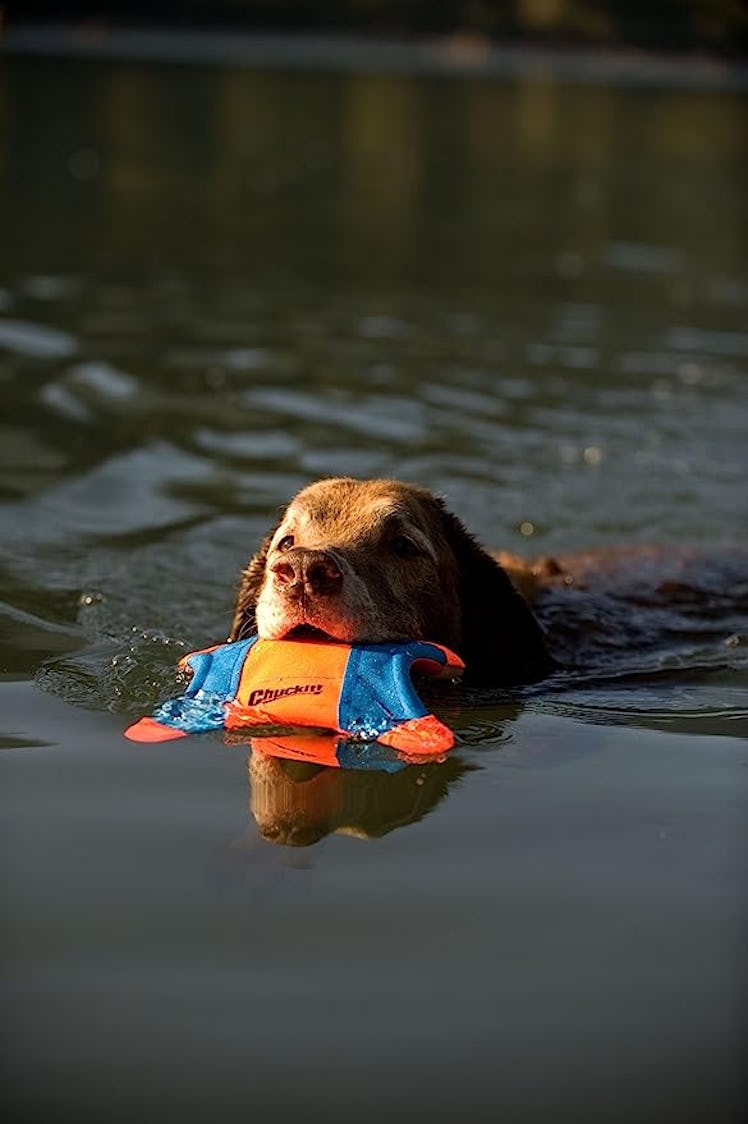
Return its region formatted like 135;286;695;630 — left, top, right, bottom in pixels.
1;44;747;1124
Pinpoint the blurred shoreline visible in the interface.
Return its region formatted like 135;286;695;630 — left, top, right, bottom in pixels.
2;22;747;89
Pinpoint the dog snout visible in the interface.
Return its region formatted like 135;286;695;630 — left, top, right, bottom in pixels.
270;548;343;598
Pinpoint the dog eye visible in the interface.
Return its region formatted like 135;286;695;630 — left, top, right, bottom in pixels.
276;535;295;552
391;534;421;559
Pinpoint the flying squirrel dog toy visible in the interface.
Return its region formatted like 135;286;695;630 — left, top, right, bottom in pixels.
125;636;465;756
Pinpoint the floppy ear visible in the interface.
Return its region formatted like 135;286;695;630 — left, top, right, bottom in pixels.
437;504;557;684
228;527;278;641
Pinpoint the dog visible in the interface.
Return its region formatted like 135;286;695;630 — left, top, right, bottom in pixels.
229;476;747;686
229;476;555;684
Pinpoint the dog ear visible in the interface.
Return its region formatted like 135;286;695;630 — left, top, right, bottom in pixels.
437;504;557;684
228;526;278;641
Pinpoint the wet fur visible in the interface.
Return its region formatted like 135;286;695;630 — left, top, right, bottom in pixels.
229;477;554;684
230;477;747;686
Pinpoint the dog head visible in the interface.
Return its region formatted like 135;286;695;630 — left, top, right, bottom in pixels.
230;477;553;684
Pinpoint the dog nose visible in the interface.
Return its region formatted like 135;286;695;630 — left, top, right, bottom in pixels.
305;552;344;595
270;548;343;597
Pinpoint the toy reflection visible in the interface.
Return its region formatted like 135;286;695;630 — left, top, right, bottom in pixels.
232;730;473;847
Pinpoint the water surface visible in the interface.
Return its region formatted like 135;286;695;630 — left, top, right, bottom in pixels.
1;50;746;1123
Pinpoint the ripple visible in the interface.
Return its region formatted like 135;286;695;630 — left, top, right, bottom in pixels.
536;685;748;730
166;345;281;375
20;274;81;301
300;447;392;477
422;383;507;418
37;635;187;715
1;599;82;673
605;241;684;274
194;428;299;460
0;318;78;359
358;314;409;339
68;360;139;400
245;386;427;442
222;347;277;371
665;325;748;358
39;379;93;421
10;443;213;543
39;361;140;418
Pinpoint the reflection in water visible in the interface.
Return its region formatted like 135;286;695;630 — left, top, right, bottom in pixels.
246;734;474;847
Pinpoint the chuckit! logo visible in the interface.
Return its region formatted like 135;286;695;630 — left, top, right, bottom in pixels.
247;683;324;707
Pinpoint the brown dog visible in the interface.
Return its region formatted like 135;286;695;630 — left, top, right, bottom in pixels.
229;476;555;684
229;476;747;686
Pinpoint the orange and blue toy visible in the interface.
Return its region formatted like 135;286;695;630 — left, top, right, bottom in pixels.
125;636;464;755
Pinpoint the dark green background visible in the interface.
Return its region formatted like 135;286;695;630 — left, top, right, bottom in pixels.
7;1;747;54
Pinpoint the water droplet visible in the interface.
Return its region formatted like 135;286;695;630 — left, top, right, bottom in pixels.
79;591;104;606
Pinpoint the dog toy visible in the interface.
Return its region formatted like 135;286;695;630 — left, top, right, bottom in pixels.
125;636;464;755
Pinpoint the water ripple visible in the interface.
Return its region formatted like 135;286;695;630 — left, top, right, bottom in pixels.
0;318;78;359
245;386;427;441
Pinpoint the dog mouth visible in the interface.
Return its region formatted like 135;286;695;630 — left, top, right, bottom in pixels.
283;623;339;642
260;599;383;644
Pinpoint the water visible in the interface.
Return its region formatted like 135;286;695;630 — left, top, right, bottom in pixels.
1;48;747;1123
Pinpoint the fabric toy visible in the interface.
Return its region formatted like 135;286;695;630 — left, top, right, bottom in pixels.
125;636;464;755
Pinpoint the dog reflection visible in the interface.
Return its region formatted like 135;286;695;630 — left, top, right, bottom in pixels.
246;733;472;847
